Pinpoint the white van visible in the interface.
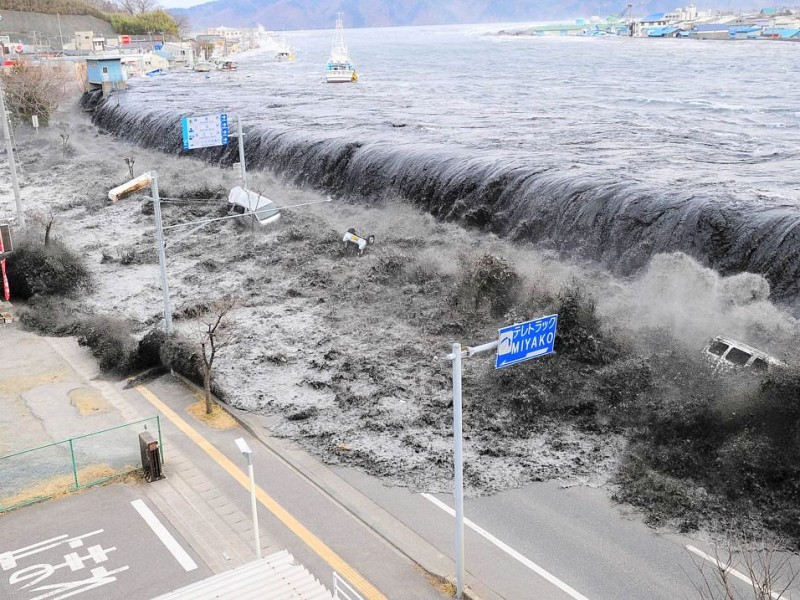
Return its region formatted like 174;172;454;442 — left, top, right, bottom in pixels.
703;336;783;373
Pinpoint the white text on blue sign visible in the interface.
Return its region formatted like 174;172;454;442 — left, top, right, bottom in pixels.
496;314;558;369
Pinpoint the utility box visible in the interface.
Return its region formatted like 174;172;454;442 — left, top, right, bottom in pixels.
139;431;164;482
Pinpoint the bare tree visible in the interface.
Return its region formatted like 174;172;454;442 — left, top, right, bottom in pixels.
173;13;191;38
689;534;799;600
0;65;70;126
116;0;159;15
30;207;56;247
194;296;239;414
85;0;123;11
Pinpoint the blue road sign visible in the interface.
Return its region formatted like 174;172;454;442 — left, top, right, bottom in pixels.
496;314;558;369
181;113;230;150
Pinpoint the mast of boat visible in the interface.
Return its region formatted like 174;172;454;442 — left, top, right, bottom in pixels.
330;11;349;61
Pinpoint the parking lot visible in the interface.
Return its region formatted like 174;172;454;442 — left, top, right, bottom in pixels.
0;483;210;600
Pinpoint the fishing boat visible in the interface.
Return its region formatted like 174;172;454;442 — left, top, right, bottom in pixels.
193;61;212;72
325;12;357;83
274;38;296;62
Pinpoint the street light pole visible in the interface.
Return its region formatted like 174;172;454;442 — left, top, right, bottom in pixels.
235;438;261;559
452;342;465;599
0;76;25;227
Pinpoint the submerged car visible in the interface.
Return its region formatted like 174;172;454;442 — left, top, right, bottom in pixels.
703;336;784;373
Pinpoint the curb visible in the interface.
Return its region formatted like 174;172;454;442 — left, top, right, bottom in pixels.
169;372;495;600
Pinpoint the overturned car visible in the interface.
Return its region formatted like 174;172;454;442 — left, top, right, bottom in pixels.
703;336;784;374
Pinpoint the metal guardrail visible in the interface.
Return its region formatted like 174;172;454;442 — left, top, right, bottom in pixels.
333;572;365;600
0;416;162;513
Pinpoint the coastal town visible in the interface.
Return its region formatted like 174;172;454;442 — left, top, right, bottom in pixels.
502;4;800;38
0;4;797;91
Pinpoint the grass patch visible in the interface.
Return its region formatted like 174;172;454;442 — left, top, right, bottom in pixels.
186;397;238;430
1;464;141;512
68;387;109;416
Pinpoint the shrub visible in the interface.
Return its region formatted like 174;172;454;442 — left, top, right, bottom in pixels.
16;296;82;336
131;328;168;372
458;253;520;317
6;238;91;299
715;430;775;497
159;334;204;388
555;284;612;364
76;316;137;375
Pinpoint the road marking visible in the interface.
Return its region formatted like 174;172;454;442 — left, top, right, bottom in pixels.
135;385;386;600
130;499;198;572
686;545;786;600
422;492;590;600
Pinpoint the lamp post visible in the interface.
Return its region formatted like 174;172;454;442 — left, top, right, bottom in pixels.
234;437;261;559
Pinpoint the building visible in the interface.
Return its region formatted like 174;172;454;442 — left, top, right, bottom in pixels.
160;42;194;69
85;56;126;94
70;31;107;54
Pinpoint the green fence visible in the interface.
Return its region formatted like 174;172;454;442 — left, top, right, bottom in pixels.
0;416;162;513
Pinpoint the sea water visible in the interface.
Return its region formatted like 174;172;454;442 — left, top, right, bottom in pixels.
94;24;800;304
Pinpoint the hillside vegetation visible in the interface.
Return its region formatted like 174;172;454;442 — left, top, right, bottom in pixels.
0;0;110;21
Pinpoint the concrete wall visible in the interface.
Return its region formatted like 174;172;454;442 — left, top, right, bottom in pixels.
0;10;115;51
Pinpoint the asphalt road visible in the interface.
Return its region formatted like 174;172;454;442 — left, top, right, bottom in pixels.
0;484;210;600
332;468;800;600
126;378;444;600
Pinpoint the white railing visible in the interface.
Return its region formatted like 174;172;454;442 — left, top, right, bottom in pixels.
332;572;364;600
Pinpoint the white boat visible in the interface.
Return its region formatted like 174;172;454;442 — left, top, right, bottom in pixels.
194;61;212;72
274;38;296;62
325;12;357;83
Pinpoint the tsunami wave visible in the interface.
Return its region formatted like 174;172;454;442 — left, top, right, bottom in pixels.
86;92;800;307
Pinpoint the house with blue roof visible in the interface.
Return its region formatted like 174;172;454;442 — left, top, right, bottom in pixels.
761;28;800;39
85;56;126;95
647;26;681;37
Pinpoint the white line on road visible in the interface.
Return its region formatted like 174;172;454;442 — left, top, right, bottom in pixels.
686;545;786;600
422;493;590;600
131;499;198;572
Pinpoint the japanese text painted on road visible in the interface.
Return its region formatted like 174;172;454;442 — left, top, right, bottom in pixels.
1;529;129;600
181;113;229;150
496;314;558;369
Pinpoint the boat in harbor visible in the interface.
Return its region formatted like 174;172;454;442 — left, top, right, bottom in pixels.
193;60;212;72
274;38;296;62
325;12;357;83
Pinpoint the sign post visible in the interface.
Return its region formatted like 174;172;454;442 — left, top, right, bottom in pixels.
0;225;10;301
444;314;558;599
181;112;246;189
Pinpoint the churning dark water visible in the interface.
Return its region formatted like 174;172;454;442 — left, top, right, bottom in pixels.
89;25;800;305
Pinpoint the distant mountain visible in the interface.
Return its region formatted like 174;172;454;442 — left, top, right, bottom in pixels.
172;0;762;31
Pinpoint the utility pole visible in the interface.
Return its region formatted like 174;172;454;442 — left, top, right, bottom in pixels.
151;172;172;333
57;13;64;51
237;116;247;190
0;76;25;227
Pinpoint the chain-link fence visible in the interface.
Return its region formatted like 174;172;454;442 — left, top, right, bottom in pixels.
0;416;161;513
